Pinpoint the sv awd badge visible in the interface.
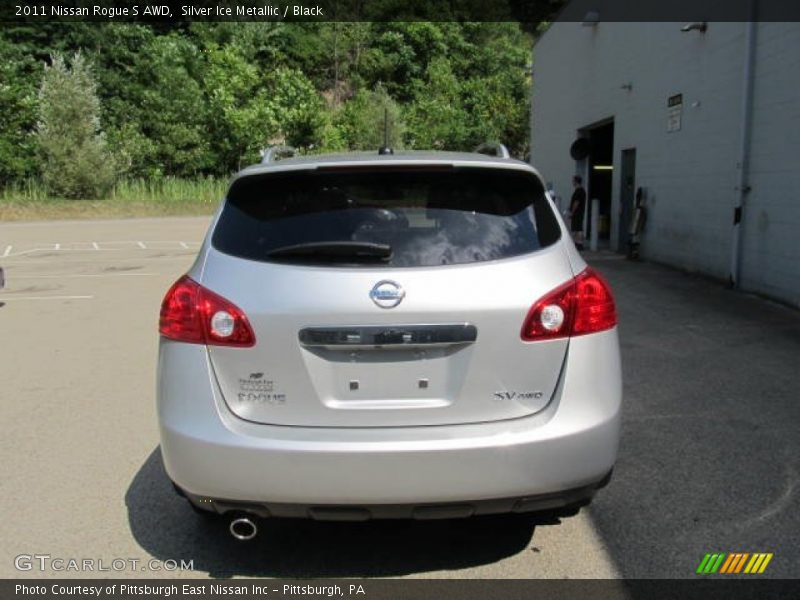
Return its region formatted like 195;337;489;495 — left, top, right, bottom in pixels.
494;391;544;401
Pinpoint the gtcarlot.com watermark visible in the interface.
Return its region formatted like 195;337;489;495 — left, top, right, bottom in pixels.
15;554;194;573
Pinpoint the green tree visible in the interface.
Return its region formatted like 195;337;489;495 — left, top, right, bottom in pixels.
36;53;115;198
203;43;326;169
404;57;467;150
402;23;532;156
266;67;326;150
2;22;539;183
0;37;38;183
336;86;404;151
131;34;211;177
203;44;276;171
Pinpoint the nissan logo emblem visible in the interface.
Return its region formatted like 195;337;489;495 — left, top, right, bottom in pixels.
369;280;405;309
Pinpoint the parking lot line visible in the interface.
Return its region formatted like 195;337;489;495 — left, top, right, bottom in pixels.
1;240;199;258
12;272;160;279
3;247;52;258
0;254;192;266
1;295;94;301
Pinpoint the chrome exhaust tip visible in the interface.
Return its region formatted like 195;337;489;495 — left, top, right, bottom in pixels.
229;516;258;541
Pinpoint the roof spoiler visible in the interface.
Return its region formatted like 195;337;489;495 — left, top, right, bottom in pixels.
474;142;510;159
260;145;297;164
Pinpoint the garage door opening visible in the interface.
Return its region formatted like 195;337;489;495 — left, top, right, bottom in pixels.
578;120;614;248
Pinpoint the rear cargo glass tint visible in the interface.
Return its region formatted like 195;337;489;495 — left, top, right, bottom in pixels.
212;167;560;267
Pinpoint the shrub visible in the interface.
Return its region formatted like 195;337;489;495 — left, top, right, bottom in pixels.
36;53;116;199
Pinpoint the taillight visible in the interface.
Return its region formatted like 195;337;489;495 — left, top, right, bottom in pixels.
159;275;255;347
571;268;617;335
521;268;616;341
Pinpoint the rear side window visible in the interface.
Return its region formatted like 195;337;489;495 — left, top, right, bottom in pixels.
212;166;560;267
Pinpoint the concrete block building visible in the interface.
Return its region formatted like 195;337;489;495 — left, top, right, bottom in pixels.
531;20;800;306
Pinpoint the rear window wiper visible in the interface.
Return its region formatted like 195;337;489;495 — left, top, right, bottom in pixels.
265;241;393;262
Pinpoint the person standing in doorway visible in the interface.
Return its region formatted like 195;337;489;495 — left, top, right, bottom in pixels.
569;175;586;250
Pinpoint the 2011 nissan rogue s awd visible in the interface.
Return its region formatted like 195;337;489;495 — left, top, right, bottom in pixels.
157;145;621;539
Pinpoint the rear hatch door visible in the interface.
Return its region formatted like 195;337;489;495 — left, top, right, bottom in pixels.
203;162;571;427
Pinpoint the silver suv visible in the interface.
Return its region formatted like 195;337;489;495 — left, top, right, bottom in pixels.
157;146;621;539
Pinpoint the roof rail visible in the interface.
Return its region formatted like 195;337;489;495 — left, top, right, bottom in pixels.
261;145;297;164
474;142;510;159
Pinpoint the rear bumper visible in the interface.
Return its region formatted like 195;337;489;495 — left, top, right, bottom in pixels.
157;329;622;510
175;470;613;520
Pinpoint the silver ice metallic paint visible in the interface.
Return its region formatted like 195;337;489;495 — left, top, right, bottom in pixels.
157;151;622;520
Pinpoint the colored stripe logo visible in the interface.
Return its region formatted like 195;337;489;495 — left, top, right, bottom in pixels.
696;552;773;574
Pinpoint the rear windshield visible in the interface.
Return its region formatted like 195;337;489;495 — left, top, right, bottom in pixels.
212;166;560;267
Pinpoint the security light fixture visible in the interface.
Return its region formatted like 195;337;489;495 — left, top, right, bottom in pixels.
681;22;708;33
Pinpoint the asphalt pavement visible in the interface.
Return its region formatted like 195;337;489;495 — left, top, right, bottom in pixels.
0;217;797;579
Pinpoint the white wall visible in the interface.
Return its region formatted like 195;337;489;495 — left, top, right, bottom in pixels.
532;22;800;306
739;23;800;305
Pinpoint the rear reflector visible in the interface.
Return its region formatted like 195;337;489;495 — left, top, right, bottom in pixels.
159;275;255;347
521;268;616;341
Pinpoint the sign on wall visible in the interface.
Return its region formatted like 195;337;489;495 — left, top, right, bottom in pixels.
667;93;683;133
